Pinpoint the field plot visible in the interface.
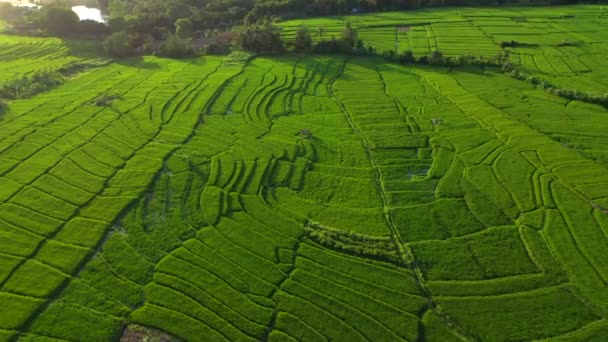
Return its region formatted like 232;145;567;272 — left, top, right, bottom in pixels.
0;33;95;84
3;9;608;339
280;5;608;94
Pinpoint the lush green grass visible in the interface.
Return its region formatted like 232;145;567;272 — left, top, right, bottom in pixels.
2;8;608;339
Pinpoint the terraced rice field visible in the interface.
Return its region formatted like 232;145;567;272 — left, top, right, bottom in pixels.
0;32;93;83
2;7;608;341
280;5;608;94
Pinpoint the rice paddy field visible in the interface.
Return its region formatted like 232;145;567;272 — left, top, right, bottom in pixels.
1;5;608;342
0;22;92;83
280;5;608;95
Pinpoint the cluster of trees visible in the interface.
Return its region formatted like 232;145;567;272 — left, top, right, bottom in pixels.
0;70;64;100
0;3;213;59
508;68;608;108
237;20;373;55
382;49;510;67
0;3;107;37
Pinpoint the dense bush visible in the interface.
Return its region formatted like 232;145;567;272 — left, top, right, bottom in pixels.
499;40;537;48
103;32;136;58
305;222;403;264
158;35;193;58
0;71;64;100
238;20;284;54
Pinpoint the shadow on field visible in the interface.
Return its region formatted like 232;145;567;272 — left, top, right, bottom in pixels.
64;39;103;59
346;55;504;78
114;57;163;69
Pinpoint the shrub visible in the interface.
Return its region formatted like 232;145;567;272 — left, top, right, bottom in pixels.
103;32;135;58
159;35;192;58
399;50;416;64
383;50;396;61
417;55;429;64
238;19;284;54
0;71;64;99
428;50;445;65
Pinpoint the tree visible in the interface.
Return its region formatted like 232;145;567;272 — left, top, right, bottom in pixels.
341;21;357;49
238;19;283;54
399;50;415;64
429;50;445;64
175;18;193;39
294;26;312;52
159;34;192;58
0;3;13;19
39;6;79;36
103;31;135;58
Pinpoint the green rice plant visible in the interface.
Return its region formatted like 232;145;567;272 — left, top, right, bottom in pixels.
99;234;153;285
295;256;425;313
460;177;513;227
153;254;273;322
0;203;63;236
55;278;130;318
11;187;77;221
421;310;465;342
393;198;485;241
3;259;68;298
29;302;122;341
439;285;598;341
543;210;608;312
195;227;286;286
0;292;43;329
435;157;465;198
32;175;95;206
428;272;557;297
545;319;608;342
272;187;389;236
273;290;365;341
289;268;419;340
281;277;411;341
54;218;108;249
131;303;229;342
410;226;539;281
78;257;144;308
142;283;256;341
298;242;419;294
0;221;41;257
552;182;608;281
36;240;91;275
272;311;326;341
153;272;267;337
